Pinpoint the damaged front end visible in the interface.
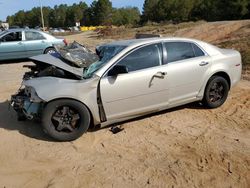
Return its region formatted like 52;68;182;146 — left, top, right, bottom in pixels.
23;41;100;81
10;41;101;121
11;86;44;121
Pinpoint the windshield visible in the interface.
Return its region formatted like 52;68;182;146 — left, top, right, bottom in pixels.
83;45;126;79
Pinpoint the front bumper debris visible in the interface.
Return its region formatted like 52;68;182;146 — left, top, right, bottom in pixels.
11;89;43;121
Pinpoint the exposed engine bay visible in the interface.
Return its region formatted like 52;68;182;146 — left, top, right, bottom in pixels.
54;41;99;68
23;41;100;80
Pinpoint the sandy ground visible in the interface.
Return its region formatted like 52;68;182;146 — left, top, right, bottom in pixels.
0;30;250;188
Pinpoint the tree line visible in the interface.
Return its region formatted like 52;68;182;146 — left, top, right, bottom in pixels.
6;0;140;28
142;0;250;23
6;0;250;28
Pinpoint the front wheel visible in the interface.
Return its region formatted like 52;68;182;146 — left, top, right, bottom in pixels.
203;76;229;108
42;99;91;141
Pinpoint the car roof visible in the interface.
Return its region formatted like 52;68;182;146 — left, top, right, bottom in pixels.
95;37;221;77
5;28;41;32
105;37;205;47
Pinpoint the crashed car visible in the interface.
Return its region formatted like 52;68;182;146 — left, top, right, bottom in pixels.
11;38;242;141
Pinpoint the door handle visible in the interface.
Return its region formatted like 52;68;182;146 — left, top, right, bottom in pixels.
153;71;167;79
18;42;23;45
149;71;167;87
199;61;209;66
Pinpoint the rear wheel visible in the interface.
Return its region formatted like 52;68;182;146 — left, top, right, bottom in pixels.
44;47;56;54
203;76;229;108
42;99;90;141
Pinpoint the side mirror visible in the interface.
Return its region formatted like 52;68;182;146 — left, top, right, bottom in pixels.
108;65;128;77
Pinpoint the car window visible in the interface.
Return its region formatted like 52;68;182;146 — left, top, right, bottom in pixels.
0;31;22;42
117;43;162;72
192;43;205;57
164;42;196;63
25;31;45;40
83;45;126;79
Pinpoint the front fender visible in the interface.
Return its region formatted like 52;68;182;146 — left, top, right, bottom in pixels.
24;76;101;124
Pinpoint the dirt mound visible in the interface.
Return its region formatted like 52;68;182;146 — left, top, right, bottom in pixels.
174;20;250;42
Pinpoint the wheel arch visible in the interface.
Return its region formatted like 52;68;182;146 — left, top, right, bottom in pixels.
209;71;231;89
44;46;55;54
197;70;231;99
43;97;96;129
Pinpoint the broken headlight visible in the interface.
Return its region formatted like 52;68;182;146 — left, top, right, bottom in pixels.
24;86;43;103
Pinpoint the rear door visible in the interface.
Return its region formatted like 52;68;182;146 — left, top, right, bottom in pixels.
100;43;170;120
164;41;211;105
23;30;48;57
0;31;26;60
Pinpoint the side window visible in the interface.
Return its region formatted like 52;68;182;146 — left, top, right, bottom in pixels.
25;31;45;40
192;43;205;57
1;32;22;42
164;42;195;63
117;43;162;72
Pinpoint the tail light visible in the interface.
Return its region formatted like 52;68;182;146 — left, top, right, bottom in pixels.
63;39;68;46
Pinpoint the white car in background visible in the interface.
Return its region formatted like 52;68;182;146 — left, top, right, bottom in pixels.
11;37;242;141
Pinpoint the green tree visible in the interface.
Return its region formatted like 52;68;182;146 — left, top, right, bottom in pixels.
82;7;94;26
12;10;26;26
216;0;249;20
94;0;112;25
6;16;14;25
155;0;195;22
142;0;195;23
112;7;140;26
141;0;159;22
26;9;39;27
66;2;88;26
191;0;249;21
246;2;250;18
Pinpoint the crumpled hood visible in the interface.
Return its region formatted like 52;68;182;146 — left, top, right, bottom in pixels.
30;54;84;78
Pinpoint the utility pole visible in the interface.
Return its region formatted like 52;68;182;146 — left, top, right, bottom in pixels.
39;0;45;31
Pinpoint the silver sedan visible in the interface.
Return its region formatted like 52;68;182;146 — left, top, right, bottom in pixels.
11;37;242;141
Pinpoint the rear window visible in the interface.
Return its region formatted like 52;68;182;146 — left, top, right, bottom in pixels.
25;31;45;40
164;42;195;63
192;43;205;57
164;42;205;63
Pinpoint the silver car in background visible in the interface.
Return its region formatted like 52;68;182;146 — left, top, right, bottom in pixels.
11;37;242;141
0;29;67;60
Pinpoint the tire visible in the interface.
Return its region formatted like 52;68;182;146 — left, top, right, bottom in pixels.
42;99;91;141
203;76;229;108
44;47;56;54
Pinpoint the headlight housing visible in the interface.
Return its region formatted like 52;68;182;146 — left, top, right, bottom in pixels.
24;86;43;102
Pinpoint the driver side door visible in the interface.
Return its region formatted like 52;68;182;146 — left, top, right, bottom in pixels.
100;43;170;120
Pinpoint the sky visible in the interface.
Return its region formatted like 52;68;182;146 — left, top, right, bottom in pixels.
0;0;144;21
